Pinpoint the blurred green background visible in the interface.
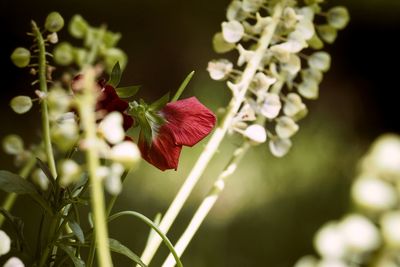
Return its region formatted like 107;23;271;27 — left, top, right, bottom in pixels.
1;0;400;266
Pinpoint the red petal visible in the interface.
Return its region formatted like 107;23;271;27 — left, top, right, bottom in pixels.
138;130;182;171
161;97;216;147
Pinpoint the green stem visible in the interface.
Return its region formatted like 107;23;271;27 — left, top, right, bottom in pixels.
162;142;250;267
171;71;195;102
78;69;113;267
138;3;284;265
87;170;130;267
31;21;57;179
0;155;36;226
38;214;61;267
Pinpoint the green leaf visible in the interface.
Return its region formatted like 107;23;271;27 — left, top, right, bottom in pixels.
149;92;170;111
108;62;122;88
115;85;140;98
108;211;184;267
0;170;38;194
68;220;85;244
58;243;85;267
109;238;147;267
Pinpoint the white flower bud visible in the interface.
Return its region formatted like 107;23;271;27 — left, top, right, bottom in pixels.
105;163;124;195
242;0;263;12
276;116;299;139
281;54;301;75
59;159;81;187
327;7;350;30
3;257;25;267
98;112;125;144
296;7;315;21
252;72;276;92
314;222;347;259
260;93;281;119
283;93;307;118
226;0;248;21
296;16;315;40
308;52;331;72
381;211;400;248
351;176;397;212
0;230;11;256
317;25;337;44
2;135;24;155
32;169;49;191
243;124;267;144
222;20;244;43
269;138;292;157
110;141;141;168
339;214;381;253
47;32;59;44
207;59;233;80
294;255;318;267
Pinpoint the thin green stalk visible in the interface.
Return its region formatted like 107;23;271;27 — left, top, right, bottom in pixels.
138;3;284;265
31;21;57;179
162;142;250;267
0;155;36;226
38;214;61;267
171;71;195;102
78;69;113;267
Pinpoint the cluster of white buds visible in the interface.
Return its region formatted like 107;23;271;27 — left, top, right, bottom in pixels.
0;230;25;266
295;134;400;267
207;0;349;156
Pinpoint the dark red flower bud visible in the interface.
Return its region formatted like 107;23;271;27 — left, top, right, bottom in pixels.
71;74;133;131
138;97;216;171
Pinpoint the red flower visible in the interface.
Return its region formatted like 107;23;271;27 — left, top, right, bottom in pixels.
138;97;216;171
71;75;133;131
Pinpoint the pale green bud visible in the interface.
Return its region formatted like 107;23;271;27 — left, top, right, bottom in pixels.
307;34;324;50
275;116;299;138
327;6;349;30
10;95;32;114
45;12;64;33
212;32;236;53
317;24;337;44
11;47;31;68
47;32;59;44
103;31;122;48
53;42;74;66
281;54;301;75
297;79;319;99
283;93;307;119
269;138;292;157
3;135;24;155
59;159;81;187
242;0;263;13
308;52;331;72
301;68;322;83
74;48;88;68
69;14;89;38
222;20;244;43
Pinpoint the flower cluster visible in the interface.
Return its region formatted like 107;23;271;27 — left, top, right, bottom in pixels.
295;134;400;267
207;0;349;156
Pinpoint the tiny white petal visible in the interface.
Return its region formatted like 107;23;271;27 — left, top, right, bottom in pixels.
269;138;292;157
98;112;125;144
244;124;267;144
207;59;233;80
222;20;244;43
0;230;11;256
260;93;281;119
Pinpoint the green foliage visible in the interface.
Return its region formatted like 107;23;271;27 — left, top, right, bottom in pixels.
108;62;122;88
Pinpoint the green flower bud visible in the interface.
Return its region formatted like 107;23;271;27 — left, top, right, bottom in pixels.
53;42;74;66
327;6;350;30
297;79;319;99
212;32;235;54
308;52;331;72
103;48;127;73
32;169;49;191
74;48;88;68
2;135;24;155
103;31;122;48
45;12;64;33
10;95;32;114
317;24;337;44
11;47;31;68
69;14;89;39
307;34;324;50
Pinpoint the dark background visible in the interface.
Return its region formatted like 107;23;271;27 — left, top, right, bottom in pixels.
1;0;400;266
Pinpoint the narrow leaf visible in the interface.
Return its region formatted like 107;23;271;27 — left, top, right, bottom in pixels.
109;238;147;267
68;220;85;243
0;170;38;194
108;62;121;87
58;244;85;267
172;71;195;101
36;157;56;189
115;85;140;98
